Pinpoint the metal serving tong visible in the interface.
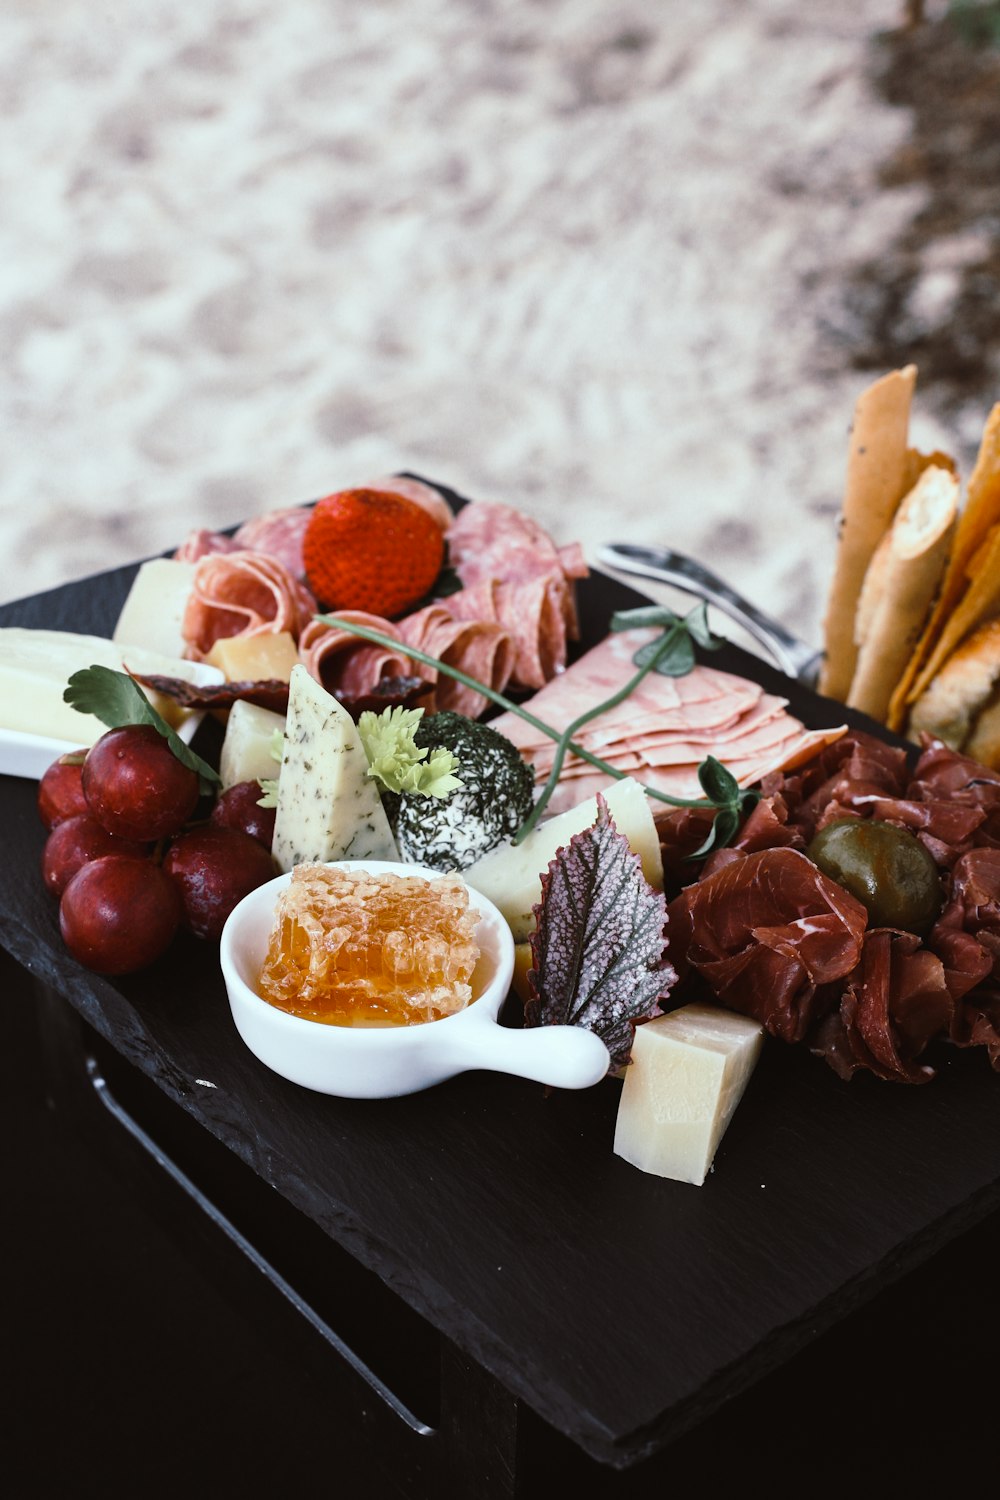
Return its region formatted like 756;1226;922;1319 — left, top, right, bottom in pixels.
597;542;823;687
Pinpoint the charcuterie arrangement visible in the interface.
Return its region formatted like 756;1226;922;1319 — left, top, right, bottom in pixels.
5;393;1000;1186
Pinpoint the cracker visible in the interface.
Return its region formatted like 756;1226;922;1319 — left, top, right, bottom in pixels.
819;365;917;700
847;463;958;722
888;401;1000;728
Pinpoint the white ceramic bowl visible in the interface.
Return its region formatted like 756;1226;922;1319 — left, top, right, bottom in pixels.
219;859;610;1099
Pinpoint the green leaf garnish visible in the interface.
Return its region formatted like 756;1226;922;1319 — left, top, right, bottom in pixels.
255;729;285;808
63;666;220;795
357;706;463;798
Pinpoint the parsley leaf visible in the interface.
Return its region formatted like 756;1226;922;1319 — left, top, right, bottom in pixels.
63;666;220;795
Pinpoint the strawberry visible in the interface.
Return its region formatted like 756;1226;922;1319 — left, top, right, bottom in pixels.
303;488;446;617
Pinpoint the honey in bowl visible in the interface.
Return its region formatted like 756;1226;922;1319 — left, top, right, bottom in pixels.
257;864;481;1027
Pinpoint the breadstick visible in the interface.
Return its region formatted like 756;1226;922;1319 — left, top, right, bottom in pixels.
819;365;917;700
847;464;958;722
900;403;1000;708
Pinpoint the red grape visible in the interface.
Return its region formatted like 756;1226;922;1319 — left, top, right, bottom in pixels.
209;781;276;848
82;724;200;841
38;753;89;829
59;855;182;975
41;813;150;897
163;826;276;942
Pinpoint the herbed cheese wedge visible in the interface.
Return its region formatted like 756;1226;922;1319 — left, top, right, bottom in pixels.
219;700;286;791
112;559;198;660
613;1004;764;1186
271;665;398;872
463;776;662;942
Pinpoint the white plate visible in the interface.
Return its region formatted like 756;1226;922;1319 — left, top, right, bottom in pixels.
0;661;225;781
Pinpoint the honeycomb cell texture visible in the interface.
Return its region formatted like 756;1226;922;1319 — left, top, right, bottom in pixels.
258;864;480;1026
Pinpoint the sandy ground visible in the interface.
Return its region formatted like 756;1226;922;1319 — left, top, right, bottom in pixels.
0;1;986;654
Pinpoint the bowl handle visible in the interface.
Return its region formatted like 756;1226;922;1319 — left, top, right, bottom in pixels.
445;1020;610;1090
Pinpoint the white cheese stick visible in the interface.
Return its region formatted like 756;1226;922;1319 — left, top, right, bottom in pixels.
613;1004;764;1185
271;665;398;872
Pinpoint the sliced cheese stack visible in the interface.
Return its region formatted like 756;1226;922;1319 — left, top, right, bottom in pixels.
487;630;845;818
613;1004;764;1186
271;664;398;872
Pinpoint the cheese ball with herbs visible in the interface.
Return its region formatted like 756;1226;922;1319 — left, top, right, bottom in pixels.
393;712;535;871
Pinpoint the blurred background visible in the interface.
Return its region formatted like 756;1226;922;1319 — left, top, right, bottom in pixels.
2;1;999;642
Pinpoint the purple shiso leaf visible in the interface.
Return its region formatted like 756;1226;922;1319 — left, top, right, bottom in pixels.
526;794;677;1073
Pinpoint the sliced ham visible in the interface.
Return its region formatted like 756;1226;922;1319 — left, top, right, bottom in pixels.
486;628;846;817
182;550;317;659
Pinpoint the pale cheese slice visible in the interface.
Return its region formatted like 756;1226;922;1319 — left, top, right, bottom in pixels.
271;665;398;872
613;1004;764;1186
463;775;662;943
112;559;197;660
0;627;217;746
219;700;286;791
206;630;299;684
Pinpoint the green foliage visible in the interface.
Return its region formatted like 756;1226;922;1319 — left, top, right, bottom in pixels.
948;0;1000;48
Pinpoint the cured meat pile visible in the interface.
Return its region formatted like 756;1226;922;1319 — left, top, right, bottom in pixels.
660;730;1000;1084
488;629;846;818
170;485;583;717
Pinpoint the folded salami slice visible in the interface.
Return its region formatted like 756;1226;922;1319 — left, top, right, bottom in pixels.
233;505;313;580
182;550;317;659
397;604;516;718
446;501;587;685
298;613;414;701
173;529;240;564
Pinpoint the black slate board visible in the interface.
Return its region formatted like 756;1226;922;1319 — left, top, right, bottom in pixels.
3;496;1000;1469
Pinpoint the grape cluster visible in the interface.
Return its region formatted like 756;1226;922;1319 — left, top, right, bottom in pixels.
38;725;277;975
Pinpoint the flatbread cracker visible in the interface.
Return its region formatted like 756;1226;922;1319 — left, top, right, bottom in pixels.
846;463;958;722
819;365;917;700
888;401;1000;728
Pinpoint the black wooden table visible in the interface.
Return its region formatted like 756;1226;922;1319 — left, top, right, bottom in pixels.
4;532;1000;1497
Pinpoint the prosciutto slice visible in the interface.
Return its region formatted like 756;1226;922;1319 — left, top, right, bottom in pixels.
182;550;316;659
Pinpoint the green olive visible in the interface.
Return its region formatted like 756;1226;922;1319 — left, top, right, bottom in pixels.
806;818;942;934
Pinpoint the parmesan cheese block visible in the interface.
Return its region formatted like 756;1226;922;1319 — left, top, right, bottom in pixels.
463;776;662;942
0;627;217;746
271;665;398;872
111;559;197;660
219;700;286;791
613;1004;764;1186
206;630;299;683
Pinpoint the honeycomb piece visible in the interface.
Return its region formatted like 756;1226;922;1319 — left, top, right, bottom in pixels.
257;864;481;1027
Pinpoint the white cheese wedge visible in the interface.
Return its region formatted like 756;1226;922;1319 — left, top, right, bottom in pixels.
206;630;299;684
463;776;663;942
219;700;287;791
271;665;398;872
0;627;218;746
112;559;197;660
613;1004;764;1186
